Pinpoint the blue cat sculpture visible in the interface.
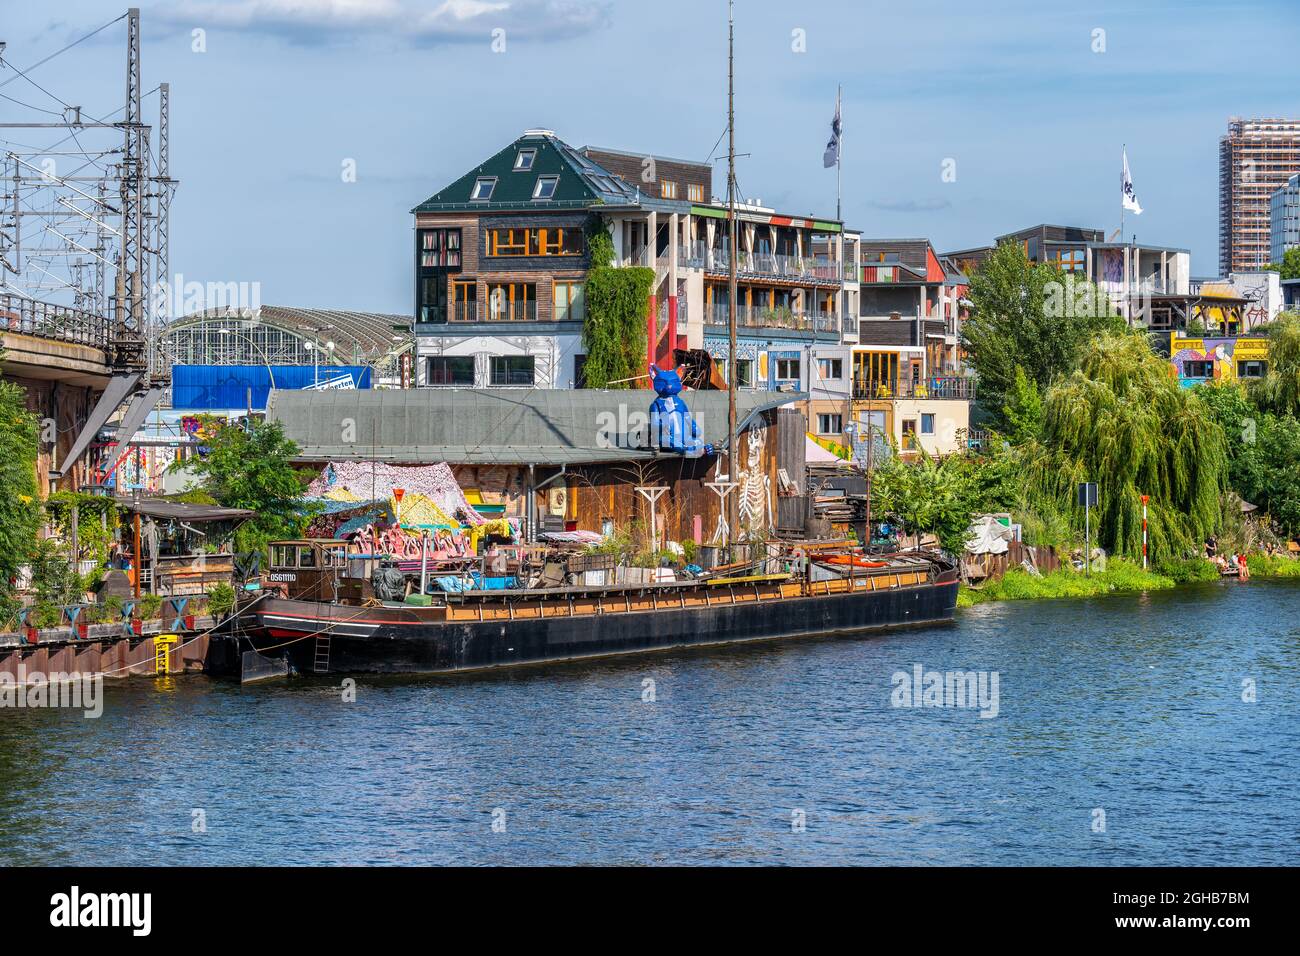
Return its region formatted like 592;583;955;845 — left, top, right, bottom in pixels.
649;364;712;458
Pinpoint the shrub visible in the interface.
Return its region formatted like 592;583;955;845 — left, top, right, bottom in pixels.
206;582;236;618
1155;558;1220;583
31;602;63;629
138;593;163;619
1246;554;1300;578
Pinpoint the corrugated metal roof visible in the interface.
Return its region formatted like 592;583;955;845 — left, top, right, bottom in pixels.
267;388;802;465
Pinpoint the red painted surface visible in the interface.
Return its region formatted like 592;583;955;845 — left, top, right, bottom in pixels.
647;294;657;369
667;295;678;365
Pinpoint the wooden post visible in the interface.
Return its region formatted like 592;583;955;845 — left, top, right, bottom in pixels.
133;511;142;598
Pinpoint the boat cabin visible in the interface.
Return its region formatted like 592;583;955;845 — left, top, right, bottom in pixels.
267;539;352;601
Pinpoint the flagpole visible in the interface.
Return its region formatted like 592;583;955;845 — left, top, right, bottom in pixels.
836;85;842;222
1120;143;1125;244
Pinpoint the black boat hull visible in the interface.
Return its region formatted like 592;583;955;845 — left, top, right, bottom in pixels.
211;578;959;678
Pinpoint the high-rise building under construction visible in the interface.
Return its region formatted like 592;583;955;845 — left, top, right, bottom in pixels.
1219;117;1300;274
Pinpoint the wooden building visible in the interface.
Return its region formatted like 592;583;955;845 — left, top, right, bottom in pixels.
267;387;808;546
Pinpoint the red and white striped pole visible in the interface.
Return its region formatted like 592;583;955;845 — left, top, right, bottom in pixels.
1141;494;1149;570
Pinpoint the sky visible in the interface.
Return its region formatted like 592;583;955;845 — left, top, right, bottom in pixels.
3;0;1298;315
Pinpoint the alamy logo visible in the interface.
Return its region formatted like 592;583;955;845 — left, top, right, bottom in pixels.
49;887;151;936
0;667;103;718
891;663;1000;718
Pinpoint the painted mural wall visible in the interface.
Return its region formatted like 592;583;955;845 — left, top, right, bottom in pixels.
1169;334;1268;388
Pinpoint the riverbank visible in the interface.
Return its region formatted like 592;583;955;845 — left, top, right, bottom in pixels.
959;553;1300;606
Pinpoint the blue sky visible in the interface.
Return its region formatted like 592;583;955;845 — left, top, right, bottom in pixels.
4;0;1298;313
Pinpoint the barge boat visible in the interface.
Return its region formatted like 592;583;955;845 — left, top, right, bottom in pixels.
211;542;959;680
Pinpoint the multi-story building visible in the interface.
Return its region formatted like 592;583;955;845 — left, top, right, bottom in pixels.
1270;173;1300;264
1219;118;1300;274
409;129;858;397
852;239;974;458
944;223;1191;324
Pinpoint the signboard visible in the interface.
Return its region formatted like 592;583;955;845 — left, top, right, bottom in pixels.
1077;482;1098;508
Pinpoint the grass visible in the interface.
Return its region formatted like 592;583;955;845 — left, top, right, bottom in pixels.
960;552;1300;607
1246;554;1300;578
958;558;1175;606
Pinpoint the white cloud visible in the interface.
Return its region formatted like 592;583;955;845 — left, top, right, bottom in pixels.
152;0;611;43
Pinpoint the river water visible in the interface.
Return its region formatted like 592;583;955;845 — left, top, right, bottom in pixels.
2;580;1296;866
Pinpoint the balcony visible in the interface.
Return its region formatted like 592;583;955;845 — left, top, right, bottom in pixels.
706;304;840;335
852;376;976;401
705;249;843;282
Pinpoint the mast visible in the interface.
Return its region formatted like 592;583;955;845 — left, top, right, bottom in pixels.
726;0;738;558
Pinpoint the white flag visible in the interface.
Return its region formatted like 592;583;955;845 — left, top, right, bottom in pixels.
823;95;841;169
1122;149;1143;215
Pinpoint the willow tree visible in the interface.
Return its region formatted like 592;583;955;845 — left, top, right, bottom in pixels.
1024;333;1227;562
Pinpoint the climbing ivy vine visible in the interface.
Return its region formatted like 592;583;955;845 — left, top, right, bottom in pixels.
582;225;655;388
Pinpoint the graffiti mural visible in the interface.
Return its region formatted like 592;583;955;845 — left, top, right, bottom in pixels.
1169;334;1268;388
736;427;772;539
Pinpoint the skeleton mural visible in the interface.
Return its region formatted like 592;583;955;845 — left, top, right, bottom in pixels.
736;427;772;539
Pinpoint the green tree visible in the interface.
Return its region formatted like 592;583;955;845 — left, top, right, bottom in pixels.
1001;365;1043;444
182;419;317;552
581;225;655;388
1265;247;1300;281
870;453;974;554
0;375;42;618
1251;311;1300;417
961;241;1124;428
1198;381;1300;537
1025;333;1227;562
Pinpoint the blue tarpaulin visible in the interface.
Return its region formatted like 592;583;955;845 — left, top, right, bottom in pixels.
171;364;372;411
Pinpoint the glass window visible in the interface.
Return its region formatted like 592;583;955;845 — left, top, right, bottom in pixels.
736;358;754;387
921;413;935;435
270;544;296;568
775;357;801;380
817;413;843;435
816;357;843;379
471;177;496;201
298;546;318;569
450;280;476;322
1236;360;1267;378
486;283;536;321
419;228;461;268
554;281;585;322
660;180;679;199
490;355;535;386
426;356;475;386
418;275;447;324
1183;360;1214;378
514;149;536;171
486;227;581;257
687;183;705;203
533;176;559;200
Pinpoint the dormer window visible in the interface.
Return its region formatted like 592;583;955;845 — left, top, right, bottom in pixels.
471;177;496;201
533;175;559;200
514;149;537;171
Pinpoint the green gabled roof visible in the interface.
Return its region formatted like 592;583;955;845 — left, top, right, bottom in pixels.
413;130;643;213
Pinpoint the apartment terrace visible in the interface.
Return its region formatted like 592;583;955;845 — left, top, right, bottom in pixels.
851;375;976;401
705;303;843;336
699;244;843;283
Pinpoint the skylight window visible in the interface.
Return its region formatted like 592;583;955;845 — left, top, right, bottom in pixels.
514;149;536;171
471;177;496;201
533;175;559;200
